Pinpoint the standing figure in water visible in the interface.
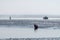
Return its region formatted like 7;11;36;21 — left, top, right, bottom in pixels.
34;24;38;31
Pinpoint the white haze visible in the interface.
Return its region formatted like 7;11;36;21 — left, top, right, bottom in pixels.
0;0;60;16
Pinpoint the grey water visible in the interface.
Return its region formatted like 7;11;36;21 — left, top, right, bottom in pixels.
0;19;60;29
0;18;60;39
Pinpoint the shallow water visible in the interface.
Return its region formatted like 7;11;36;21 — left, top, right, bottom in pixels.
0;19;60;39
0;26;60;39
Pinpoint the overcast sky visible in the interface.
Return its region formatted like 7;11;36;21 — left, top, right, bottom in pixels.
0;0;60;15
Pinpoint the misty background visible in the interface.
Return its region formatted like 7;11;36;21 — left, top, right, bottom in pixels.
0;0;60;17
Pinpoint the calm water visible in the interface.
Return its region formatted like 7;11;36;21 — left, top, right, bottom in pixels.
0;19;60;39
0;25;60;39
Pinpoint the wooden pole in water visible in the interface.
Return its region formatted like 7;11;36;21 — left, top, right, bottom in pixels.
9;16;11;20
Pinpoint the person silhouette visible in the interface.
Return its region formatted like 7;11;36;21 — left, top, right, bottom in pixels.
34;24;38;31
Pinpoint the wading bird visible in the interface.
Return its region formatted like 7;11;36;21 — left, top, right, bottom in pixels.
34;24;38;31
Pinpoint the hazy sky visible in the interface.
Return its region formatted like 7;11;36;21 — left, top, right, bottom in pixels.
0;0;60;15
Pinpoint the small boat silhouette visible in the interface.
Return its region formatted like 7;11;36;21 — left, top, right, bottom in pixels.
43;16;48;19
34;24;38;30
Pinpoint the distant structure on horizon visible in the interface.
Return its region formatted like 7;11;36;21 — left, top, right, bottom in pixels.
43;16;48;20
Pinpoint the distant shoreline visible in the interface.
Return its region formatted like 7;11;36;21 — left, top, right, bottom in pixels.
1;37;60;40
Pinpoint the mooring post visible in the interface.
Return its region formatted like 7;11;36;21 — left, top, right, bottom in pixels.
9;16;11;20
